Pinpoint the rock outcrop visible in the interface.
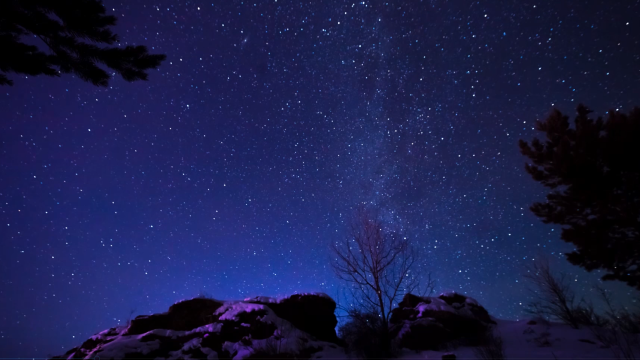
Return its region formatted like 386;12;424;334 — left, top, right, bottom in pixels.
126;297;224;335
51;293;344;360
389;292;496;351
247;293;339;344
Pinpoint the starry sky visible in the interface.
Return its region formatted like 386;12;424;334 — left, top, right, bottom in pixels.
1;0;640;357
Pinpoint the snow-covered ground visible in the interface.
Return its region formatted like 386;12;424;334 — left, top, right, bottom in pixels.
407;318;633;359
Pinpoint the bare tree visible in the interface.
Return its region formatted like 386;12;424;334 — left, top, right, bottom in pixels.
589;286;640;360
331;206;434;356
524;257;640;358
523;258;582;328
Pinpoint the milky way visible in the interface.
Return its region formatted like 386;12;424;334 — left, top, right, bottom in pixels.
1;0;639;356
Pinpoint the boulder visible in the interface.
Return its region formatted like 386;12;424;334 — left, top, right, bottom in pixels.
438;292;493;324
389;292;495;351
248;293;340;344
50;294;344;360
126;297;223;335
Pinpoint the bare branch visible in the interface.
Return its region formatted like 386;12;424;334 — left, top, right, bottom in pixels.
331;205;433;329
523;257;582;328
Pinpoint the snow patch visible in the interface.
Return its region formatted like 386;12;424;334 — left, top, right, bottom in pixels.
214;302;267;321
167;337;202;360
90;336;161;359
403;318;632;360
465;296;479;305
222;340;253;360
189;322;223;334
244;296;278;303
201;346;219;360
416;298;456;315
138;328;188;339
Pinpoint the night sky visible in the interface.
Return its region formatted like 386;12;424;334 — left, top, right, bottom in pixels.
1;0;639;357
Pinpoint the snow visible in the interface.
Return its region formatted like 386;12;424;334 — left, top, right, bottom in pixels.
464;296;479;306
85;336;160;359
416;298;456;315
139;328;187;339
401;318;637;359
167;337;202;360
214;301;267;321
223;340;253;360
200;345;219;360
189;322;223;334
393;293;637;359
246;328;344;360
307;341;345;359
407;293;485;321
89;326;126;342
244;296;279;303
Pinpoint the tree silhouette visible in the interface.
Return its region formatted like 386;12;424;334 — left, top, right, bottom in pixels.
0;0;166;86
519;104;640;289
331;206;434;357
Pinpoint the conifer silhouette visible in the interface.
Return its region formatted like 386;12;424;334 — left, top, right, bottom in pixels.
0;0;166;86
520;105;640;289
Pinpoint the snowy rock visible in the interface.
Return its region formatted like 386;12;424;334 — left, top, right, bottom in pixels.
49;294;345;360
126;297;224;335
389;292;495;351
248;293;341;344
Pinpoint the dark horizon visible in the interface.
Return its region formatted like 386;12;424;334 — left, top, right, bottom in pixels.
1;0;639;357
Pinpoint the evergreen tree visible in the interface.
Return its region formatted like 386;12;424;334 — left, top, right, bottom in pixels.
0;0;166;86
519;104;640;289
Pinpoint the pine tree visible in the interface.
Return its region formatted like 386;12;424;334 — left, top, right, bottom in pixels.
0;0;166;86
519;104;640;289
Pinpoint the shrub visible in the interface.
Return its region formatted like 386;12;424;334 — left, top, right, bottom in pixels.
473;328;505;360
523;259;582;328
338;310;400;359
587;287;640;360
